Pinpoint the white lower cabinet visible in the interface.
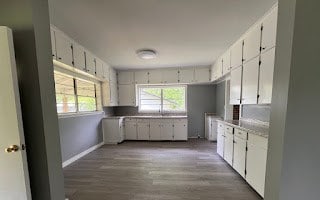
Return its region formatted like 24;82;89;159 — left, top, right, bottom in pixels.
217;122;225;157
223;126;234;166
125;121;137;140
149;120;162;140
102;118;124;144
233;129;248;178
137;119;150;140
173;119;188;141
246;133;268;197
161;121;174;140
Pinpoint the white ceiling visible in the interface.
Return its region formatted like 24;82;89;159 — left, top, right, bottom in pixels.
48;0;277;69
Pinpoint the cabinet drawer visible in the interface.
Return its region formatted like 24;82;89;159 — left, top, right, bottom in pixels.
136;119;150;123
234;129;248;140
174;118;187;123
248;133;268;150
218;122;225;129
225;125;233;134
125;118;137;123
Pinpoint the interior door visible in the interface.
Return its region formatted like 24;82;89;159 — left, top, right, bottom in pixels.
0;27;31;200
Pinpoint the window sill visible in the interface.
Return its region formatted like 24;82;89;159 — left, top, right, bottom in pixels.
58;111;104;119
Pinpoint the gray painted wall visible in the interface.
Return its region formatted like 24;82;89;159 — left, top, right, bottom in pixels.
265;0;320;199
0;1;65;199
241;104;271;122
215;81;226;119
187;85;216;138
58;113;104;162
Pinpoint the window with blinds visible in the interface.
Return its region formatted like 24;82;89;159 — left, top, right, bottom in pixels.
54;71;100;114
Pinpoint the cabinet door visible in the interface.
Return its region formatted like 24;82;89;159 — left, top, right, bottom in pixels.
194;67;210;83
95;58;104;79
243;25;261;63
259;48;275;104
217;131;225;157
118;84;135;106
55;31;73;66
246;138;268;197
173;120;188;141
118;71;134;85
229;66;242;105
261;7;278;53
103;62;110;81
101;81;111;107
134;70;149;84
230;40;243;69
161;122;174;140
125;122;137;140
73;43;86;71
179;68;194;83
222;51;231;75
50;29;56;60
209;120;218;141
85;51;96;75
137;122;150;140
242;57;259;104
148;70;162;84
162;69;179;84
109;68;117;83
109;82;118;106
224;132;234;166
149;120;161;140
233;136;247;178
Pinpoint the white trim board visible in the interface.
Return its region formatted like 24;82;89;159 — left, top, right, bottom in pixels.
62;142;104;168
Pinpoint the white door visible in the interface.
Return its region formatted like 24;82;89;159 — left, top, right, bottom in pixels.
230;40;243;69
118;71;134;85
95;58;104;79
0;27;31;200
233;136;247;178
259;48;275;104
118;84;135;106
148;70;162;84
72;42;86;71
246;135;268;197
161;122;174;140
179;68;194;83
162;69;179;84
137;122;150;140
223;132;234;166
242;57;259;104
125;122;137;140
222;51;231;75
85;51;96;75
173;120;188;141
50;28;56;60
55;30;73;66
194;67;210;83
243;24;262;63
261;7;278;53
149;120;161;140
229;66;242;105
134;70;149;84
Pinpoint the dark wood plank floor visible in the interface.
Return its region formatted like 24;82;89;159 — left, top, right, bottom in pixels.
64;139;262;200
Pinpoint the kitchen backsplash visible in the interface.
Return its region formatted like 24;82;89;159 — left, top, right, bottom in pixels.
241;104;271;123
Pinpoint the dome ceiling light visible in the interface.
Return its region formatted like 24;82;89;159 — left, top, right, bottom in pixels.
137;49;157;60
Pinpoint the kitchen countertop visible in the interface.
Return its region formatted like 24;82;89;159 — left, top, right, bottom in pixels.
104;115;188;119
217;119;269;138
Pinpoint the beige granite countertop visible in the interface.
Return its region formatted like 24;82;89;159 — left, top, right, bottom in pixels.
104;115;188;119
217;119;269;138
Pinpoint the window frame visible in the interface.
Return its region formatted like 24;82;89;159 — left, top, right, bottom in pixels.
54;71;101;116
137;84;187;114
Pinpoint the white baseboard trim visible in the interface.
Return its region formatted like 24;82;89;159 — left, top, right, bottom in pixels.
62;142;104;168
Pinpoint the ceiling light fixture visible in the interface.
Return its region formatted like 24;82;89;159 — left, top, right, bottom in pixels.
137;49;157;60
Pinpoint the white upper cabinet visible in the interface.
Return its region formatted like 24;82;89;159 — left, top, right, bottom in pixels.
109;67;117;83
261;7;278;53
50;29;56;60
103;62;110;81
109;81;118;106
118;71;134;85
222;50;231;75
162;69;179;84
95;58;104;79
148;70;162;84
73;42;86;71
230;66;242;105
55;30;73;67
194;67;210;83
243;24;262;63
179;68;194;83
118;84;135;106
85;51;96;75
134;70;149;84
259;48;275;104
242;57;259;104
230;40;243;69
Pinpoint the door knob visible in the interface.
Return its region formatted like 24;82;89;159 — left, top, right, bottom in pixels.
5;145;20;153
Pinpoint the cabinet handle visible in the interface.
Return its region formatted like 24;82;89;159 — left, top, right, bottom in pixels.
58;57;62;60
